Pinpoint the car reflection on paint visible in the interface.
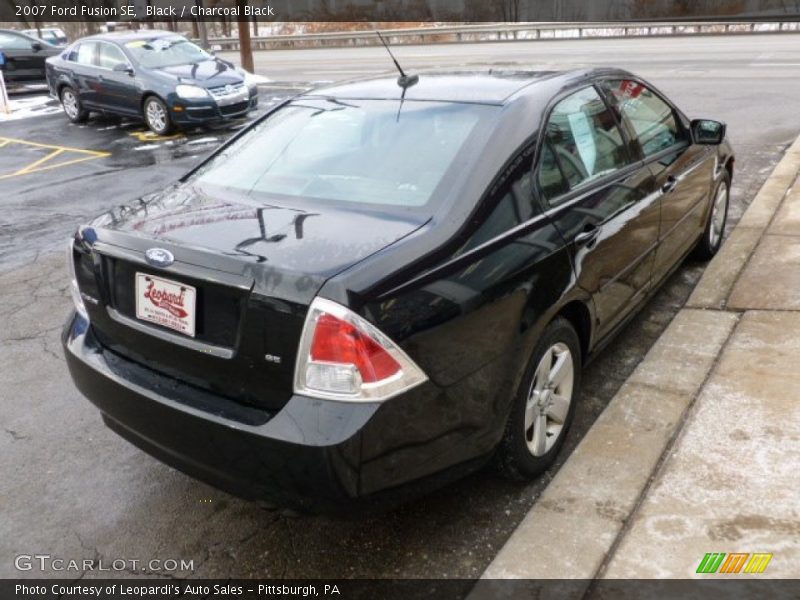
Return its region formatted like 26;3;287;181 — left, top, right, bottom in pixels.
64;68;734;514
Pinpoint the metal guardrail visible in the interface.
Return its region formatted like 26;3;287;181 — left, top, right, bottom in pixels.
207;20;800;52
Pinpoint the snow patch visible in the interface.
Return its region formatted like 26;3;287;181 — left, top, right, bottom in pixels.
0;94;62;122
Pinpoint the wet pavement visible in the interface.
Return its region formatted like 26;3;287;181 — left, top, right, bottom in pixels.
0;85;308;272
0;40;796;580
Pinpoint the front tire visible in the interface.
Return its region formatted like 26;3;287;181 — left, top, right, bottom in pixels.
497;317;581;481
693;172;730;261
60;86;89;123
143;96;172;135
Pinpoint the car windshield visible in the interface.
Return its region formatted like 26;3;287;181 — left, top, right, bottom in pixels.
124;37;210;68
191;98;493;209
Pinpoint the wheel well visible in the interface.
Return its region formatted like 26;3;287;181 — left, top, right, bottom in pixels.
557;301;591;364
140;92;161;114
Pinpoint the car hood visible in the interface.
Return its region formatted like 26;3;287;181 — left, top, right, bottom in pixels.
149;58;244;87
85;184;427;298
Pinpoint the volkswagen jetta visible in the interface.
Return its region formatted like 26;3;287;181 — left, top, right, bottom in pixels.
63;68;733;513
46;30;257;134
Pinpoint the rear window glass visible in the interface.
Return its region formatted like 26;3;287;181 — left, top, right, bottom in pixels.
192;98;493;209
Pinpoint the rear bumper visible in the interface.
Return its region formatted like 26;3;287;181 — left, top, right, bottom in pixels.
63;313;486;514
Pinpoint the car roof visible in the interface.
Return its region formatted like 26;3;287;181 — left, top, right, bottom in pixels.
0;28;37;38
303;67;633;106
79;30;180;44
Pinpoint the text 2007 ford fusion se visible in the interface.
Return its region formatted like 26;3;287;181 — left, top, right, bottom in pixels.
64;68;733;513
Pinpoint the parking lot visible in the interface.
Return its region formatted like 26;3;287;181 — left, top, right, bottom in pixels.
1;33;799;580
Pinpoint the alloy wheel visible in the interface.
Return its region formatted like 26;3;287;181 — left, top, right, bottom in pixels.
709;181;729;249
62;90;78;119
145;100;167;133
524;342;574;457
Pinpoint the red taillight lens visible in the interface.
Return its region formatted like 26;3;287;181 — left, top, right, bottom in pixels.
295;297;428;402
310;313;401;383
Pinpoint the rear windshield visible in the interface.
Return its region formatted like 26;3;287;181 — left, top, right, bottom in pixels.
124;37;210;68
191;98;495;210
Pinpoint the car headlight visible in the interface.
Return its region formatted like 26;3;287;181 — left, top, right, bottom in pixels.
175;84;209;99
67;238;88;321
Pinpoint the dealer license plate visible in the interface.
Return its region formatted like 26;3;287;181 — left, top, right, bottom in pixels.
135;272;196;337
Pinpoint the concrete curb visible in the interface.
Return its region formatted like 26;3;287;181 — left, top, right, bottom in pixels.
687;135;800;310
478;134;800;584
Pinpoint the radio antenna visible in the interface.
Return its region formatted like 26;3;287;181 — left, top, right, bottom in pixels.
376;31;419;89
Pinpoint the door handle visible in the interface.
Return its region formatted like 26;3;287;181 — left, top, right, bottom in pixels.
575;225;601;248
661;176;678;194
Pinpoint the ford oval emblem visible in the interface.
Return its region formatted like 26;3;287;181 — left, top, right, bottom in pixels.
144;248;174;268
225;84;234;93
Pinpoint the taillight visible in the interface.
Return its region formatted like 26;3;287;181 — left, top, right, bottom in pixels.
294;297;427;402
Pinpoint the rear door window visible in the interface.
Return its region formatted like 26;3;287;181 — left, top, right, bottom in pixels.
603;79;688;157
76;42;97;66
538;86;630;205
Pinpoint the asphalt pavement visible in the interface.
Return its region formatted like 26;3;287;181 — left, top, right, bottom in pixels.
1;33;798;580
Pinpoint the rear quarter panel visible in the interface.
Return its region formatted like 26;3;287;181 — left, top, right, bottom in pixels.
352;219;576;494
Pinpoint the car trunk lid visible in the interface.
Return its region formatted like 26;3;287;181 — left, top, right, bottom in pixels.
74;187;426;411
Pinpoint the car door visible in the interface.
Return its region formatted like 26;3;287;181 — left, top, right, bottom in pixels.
93;42;139;115
0;31;44;81
600;78;716;286
69;41;101;108
536;85;660;342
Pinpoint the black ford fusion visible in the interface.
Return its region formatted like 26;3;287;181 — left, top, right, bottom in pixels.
45;30;257;134
64;68;733;513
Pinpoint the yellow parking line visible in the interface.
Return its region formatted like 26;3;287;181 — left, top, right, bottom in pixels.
0;136;110;157
15;148;65;175
128;130;184;142
0;136;111;179
0;155;108;180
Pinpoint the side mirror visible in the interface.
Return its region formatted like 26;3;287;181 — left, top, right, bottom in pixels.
113;63;134;76
31;42;43;52
691;119;726;145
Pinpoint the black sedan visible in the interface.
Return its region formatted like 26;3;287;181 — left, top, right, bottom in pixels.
45;30;258;134
0;29;60;83
63;68;733;513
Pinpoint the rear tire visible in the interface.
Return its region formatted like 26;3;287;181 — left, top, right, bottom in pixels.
496;317;582;481
143;96;173;135
693;172;730;261
60;86;89;123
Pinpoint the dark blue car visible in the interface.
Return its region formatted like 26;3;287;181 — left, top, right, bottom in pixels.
46;30;258;134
